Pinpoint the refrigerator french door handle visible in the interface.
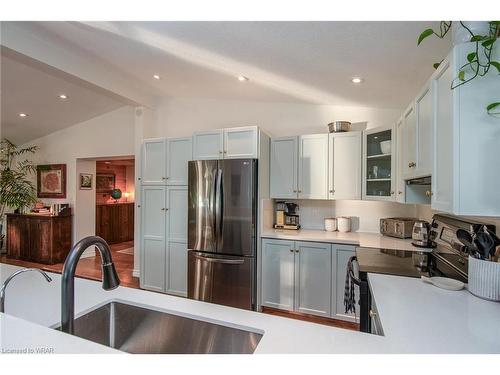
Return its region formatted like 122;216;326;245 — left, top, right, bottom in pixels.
215;167;223;250
192;252;244;265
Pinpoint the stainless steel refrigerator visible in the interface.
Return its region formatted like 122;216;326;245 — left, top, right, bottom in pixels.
187;159;257;310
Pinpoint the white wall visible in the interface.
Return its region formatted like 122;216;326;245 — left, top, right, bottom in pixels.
24;106;136;254
147;98;401;138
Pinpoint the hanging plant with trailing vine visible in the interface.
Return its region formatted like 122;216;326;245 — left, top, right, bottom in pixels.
417;21;500;116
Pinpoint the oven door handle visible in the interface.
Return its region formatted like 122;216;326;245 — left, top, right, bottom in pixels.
348;256;361;286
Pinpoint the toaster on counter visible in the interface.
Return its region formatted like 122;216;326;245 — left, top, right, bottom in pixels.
380;217;419;239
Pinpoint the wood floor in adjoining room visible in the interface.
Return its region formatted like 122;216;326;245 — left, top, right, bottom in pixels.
0;240;139;289
261;306;360;331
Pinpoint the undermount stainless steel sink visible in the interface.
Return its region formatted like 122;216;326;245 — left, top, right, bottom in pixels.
54;300;263;354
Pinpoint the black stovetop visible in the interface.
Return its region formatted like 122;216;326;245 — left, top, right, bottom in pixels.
355;247;429;278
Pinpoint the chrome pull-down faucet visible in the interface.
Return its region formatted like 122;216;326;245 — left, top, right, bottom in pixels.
0;268;52;313
61;236;120;334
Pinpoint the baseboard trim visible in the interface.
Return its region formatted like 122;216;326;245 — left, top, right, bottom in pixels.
132;269;140;278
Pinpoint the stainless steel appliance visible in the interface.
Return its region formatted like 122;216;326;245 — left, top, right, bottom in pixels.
275;201;286;227
187;159;257;310
349;214;496;334
412;220;432;247
380;217;418;239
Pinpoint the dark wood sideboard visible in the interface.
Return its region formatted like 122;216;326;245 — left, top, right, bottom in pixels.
95;203;134;245
6;213;72;264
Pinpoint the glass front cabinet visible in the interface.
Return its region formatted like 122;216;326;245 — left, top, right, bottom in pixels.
362;125;396;201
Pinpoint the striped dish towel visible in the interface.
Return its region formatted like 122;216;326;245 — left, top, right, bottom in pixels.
344;256;357;314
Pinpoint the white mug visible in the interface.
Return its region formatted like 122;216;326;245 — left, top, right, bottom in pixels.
337;217;352;233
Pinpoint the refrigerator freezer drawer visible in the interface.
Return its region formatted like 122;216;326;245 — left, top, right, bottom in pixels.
187;251;255;310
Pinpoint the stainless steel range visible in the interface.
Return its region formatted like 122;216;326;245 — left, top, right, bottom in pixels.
349;214;496;334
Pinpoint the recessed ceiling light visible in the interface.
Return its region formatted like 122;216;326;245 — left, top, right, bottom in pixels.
153;74;161;80
351;77;363;84
237;76;249;82
58;94;68;100
19;113;28;118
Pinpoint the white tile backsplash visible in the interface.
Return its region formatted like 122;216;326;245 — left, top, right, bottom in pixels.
265;199;418;233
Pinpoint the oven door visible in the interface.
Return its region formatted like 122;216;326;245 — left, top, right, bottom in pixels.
187;251;255;310
347;256;370;333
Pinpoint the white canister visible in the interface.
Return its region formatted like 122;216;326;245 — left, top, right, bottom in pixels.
337;217;352;233
468;256;500;302
324;217;337;232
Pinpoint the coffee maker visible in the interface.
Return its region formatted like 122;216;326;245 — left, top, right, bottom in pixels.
274;201;300;230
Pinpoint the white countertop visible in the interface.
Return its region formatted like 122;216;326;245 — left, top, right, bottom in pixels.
261;228;433;252
1;263;499;354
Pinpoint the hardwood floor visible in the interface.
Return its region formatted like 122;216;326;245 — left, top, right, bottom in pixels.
261;306;360;331
0;240;139;289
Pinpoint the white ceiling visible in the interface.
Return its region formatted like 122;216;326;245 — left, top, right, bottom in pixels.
0;47;128;144
37;21;450;108
1;21;451;143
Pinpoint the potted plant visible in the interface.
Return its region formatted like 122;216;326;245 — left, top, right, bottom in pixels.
418;21;500;115
0;139;39;251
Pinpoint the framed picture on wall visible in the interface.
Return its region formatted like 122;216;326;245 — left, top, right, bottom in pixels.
37;164;67;199
79;173;93;190
96;173;115;192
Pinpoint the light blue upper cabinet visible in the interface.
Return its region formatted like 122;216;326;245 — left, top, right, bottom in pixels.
415;85;432;178
192;129;224;160
270;136;298;199
362;125;396;201
141;138;167;185
298;134;329;199
224;126;259;159
295;241;332;317
166;137;192;185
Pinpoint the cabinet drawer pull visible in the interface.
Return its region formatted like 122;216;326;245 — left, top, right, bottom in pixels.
161;208;169;211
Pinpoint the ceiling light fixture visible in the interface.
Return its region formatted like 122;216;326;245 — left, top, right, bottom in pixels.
153;74;161;80
58;94;68;100
237;76;249;82
351;77;363;84
18;113;28;118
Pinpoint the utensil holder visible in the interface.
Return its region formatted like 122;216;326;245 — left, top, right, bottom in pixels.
468;256;500;301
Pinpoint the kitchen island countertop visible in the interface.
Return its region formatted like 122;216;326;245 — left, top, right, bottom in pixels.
1;263;499;354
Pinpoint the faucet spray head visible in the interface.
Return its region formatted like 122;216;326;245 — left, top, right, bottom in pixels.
101;262;120;290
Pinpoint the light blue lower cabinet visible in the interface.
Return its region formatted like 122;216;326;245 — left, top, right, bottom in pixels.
261;239;295;311
331;245;359;322
295;241;332;317
261;238;357;322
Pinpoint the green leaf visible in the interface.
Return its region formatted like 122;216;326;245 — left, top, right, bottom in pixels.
418;29;434;45
467;52;477;62
491;61;500;73
458;70;466;81
482;38;496;47
470;35;485;42
486;102;500;115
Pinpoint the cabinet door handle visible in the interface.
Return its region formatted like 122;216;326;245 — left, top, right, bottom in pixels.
293;189;297;193
290;248;294;252
161;208;168;211
425;190;433;197
219;150;223;154
295;249;299;253
398;191;403;195
138;177;141;180
298;189;302;193
137;205;141;208
390;191;395;195
408;162;416;168
329;189;334;194
224;150;227;154
369;309;377;318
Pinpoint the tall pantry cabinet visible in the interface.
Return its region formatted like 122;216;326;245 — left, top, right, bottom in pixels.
140;137;191;296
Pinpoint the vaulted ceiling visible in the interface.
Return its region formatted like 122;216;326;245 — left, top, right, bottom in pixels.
1;21;451;143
